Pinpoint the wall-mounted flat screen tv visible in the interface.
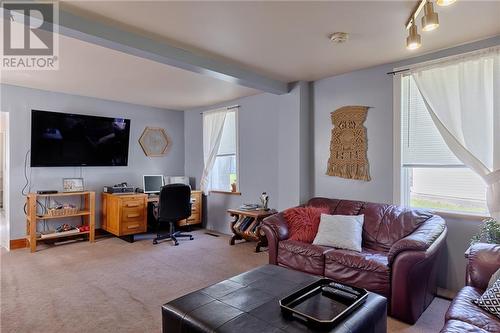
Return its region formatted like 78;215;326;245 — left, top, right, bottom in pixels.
31;110;131;167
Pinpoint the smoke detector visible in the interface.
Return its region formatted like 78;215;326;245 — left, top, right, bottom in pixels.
329;32;349;43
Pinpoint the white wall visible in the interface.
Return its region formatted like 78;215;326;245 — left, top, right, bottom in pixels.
1;84;185;240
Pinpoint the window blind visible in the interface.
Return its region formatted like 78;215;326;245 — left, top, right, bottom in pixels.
401;75;463;167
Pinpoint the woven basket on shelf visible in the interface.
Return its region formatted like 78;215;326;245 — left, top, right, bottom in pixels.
47;207;78;216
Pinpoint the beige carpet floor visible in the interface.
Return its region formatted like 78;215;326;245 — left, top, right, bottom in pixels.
1;230;449;333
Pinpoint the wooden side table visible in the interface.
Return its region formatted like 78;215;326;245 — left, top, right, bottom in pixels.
227;208;277;252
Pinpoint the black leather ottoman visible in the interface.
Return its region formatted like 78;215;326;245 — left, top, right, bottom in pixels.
162;265;387;333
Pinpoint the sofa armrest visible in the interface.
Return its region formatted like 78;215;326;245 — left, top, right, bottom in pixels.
387;216;446;265
466;242;500;290
261;212;289;265
390;223;447;324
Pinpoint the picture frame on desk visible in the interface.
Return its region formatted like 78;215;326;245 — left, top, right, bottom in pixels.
63;178;84;193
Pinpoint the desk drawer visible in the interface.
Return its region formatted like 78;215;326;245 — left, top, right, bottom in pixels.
121;220;146;234
121;199;144;208
187;213;200;222
122;206;145;222
191;204;201;214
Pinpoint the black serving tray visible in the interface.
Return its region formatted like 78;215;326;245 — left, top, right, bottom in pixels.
279;278;368;329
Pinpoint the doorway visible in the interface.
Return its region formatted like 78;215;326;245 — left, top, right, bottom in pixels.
0;112;10;249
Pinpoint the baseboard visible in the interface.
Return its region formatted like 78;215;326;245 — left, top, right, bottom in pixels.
9;228;107;250
10;238;28;250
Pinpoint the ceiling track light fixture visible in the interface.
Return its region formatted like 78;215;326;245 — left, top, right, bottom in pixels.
404;0;456;50
406;23;422;50
422;1;439;31
436;0;457;6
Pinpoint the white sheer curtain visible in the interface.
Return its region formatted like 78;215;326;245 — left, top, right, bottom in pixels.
411;46;500;220
200;108;228;194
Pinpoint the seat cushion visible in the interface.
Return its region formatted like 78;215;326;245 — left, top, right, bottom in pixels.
277;240;329;276
445;286;500;332
324;248;390;297
440;319;489;333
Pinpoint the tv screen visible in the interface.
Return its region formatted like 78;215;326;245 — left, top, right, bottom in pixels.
31;110;131;167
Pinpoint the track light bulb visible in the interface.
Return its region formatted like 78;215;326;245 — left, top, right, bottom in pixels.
436;0;456;6
422;2;439;32
406;23;421;50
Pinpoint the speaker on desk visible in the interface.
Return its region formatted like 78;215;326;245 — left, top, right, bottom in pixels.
167;176;190;186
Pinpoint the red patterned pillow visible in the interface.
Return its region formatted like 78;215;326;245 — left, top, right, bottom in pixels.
284;206;330;243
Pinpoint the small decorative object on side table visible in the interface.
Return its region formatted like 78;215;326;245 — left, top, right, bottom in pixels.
228;208;277;252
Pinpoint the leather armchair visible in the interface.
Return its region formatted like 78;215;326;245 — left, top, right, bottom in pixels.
466;242;500;290
441;243;500;333
261;198;448;324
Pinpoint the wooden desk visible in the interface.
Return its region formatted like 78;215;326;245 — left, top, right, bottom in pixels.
228;208;277;252
147;190;202;227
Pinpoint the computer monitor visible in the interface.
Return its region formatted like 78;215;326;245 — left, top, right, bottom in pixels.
143;175;164;194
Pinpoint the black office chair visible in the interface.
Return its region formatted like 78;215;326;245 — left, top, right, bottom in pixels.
152;183;194;246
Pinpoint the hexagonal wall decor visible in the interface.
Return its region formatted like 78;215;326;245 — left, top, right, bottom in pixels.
139;127;170;156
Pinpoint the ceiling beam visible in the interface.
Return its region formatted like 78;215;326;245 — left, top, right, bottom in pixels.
4;6;290;94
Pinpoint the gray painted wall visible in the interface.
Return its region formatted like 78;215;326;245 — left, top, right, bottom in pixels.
313;64;394;203
184;83;310;234
312;36;500;292
1;84;184;240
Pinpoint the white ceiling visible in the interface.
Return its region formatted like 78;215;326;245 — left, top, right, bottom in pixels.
2;1;499;109
1;34;259;110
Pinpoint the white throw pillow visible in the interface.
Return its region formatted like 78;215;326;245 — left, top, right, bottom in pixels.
312;214;364;252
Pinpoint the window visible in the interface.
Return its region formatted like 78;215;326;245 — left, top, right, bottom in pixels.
398;75;487;215
209;111;238;192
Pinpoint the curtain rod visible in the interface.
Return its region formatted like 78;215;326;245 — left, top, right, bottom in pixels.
200;105;240;114
388;45;499;76
387;68;409;76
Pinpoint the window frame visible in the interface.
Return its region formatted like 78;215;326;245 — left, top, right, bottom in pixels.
393;73;488;217
209;109;240;194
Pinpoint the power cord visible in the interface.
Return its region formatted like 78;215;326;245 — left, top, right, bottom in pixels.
22;149;31;216
21;150;30;196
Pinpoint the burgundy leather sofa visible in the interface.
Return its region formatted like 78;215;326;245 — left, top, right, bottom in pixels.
441;243;500;332
261;197;447;324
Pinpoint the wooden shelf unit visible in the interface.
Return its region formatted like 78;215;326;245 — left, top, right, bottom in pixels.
26;192;96;252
